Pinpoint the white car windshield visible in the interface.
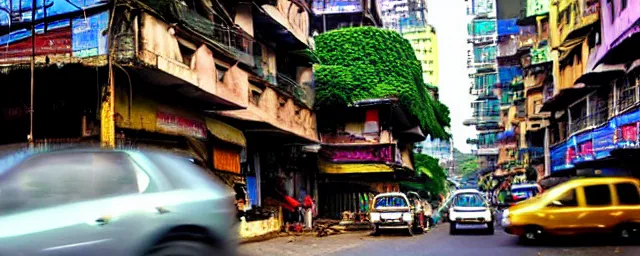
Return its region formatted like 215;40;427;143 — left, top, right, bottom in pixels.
453;193;487;207
375;196;408;208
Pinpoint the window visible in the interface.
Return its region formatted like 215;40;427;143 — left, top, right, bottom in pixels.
607;0;615;23
590;88;611;126
615;183;640;205
375;196;408;208
453;193;487;207
554;189;578;207
615;75;637;111
622;0;628;10
584;184;612;206
0;152;145;215
569;100;588;134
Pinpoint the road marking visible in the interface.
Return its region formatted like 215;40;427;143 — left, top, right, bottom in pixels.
42;239;112;251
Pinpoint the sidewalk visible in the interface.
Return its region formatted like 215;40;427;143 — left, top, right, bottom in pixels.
239;231;372;256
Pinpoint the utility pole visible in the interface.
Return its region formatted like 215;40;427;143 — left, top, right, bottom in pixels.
29;0;36;146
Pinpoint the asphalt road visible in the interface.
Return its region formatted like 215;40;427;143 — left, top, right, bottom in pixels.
239;223;640;256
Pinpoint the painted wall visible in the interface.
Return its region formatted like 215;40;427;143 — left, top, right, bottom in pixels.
599;0;640;54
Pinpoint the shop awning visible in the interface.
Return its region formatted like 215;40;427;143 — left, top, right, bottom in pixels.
540;85;597;112
205;118;246;147
318;159;395;174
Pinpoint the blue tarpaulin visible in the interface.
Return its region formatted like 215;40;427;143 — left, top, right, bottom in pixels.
498;66;523;84
246;176;258;208
497;19;519;36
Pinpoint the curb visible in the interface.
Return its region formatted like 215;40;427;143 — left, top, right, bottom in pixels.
239;229;368;245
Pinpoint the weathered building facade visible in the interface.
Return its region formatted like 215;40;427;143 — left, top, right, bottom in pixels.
0;0;318;239
541;0;640;181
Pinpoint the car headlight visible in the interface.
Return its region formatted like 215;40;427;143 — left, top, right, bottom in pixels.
370;212;381;222
402;212;413;222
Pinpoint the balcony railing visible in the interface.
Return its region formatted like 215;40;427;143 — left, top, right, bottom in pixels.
467;35;497;45
568;106;609;135
170;2;256;67
276;72;312;107
470;87;497;97
472;111;501;118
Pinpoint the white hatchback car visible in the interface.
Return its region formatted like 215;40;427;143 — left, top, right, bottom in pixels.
448;189;494;235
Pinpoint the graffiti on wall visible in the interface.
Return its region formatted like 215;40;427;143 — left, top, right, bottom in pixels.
320;144;395;163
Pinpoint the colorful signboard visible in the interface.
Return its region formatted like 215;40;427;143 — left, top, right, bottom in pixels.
530;46;551;65
320;144;395;163
156;111;207;139
0;1;108;62
550;106;640;172
526;0;549;17
0;20;71;62
72;11;108;57
0;0;105;25
550;138;575;172
312;0;362;14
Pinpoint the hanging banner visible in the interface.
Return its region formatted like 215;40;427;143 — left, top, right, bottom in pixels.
320;144;395;163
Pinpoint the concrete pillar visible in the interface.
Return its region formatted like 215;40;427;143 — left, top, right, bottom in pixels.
544;127;551;177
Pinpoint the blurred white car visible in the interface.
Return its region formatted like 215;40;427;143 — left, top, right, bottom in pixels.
0;149;238;256
448;189;494;235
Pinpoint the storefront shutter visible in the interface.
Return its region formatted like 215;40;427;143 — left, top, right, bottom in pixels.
213;146;241;174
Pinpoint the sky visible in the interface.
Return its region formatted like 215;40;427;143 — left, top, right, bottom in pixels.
427;0;477;153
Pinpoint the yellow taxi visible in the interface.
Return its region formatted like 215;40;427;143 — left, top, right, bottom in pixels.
502;177;640;242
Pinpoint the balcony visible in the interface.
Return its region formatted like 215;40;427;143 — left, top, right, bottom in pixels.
477;145;500;155
470;87;498;98
276;72;313;107
467;34;497;45
568;107;610;135
553;0;600;47
136;12;250;110
465;109;500;125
